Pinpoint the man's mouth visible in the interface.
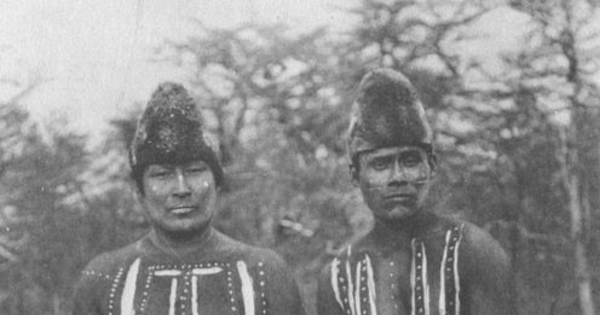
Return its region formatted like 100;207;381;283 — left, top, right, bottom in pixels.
385;194;416;202
168;206;196;215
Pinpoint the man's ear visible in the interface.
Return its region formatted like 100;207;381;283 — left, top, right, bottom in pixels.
349;153;362;187
129;179;144;204
350;164;360;187
428;154;438;175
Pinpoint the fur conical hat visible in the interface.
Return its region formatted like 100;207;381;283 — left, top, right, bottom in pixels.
347;68;433;161
129;82;224;186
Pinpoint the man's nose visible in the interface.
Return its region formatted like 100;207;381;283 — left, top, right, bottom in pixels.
390;161;414;184
173;169;191;197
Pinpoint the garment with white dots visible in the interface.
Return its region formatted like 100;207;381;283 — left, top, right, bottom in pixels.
72;229;304;315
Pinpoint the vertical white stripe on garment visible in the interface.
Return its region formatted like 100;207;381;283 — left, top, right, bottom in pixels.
354;260;362;315
421;243;430;315
439;231;451;315
121;258;141;315
453;225;465;315
192;276;199;315
410;239;416;315
168;278;178;315
331;258;344;308
346;260;356;315
237;261;255;315
365;255;377;315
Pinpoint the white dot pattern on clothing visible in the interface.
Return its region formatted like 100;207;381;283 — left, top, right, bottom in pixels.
89;260;275;315
107;267;125;315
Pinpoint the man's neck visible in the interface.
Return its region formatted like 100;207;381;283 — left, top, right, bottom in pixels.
370;211;438;245
149;225;215;255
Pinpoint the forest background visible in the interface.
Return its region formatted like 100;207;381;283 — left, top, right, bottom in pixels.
1;0;600;314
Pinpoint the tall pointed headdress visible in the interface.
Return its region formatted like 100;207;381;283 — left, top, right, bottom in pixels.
347;68;434;178
129;82;224;187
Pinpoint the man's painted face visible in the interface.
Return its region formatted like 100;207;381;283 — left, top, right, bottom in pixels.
141;160;217;236
357;146;433;221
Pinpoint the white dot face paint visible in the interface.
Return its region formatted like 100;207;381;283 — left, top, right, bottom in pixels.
141;160;218;236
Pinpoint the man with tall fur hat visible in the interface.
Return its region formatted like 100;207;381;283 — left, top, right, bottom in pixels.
317;69;515;315
72;83;305;315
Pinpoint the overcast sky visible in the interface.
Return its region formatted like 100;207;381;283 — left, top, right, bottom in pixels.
0;0;356;139
0;0;537;143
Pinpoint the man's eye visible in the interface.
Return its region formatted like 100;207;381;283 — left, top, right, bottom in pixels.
151;171;171;178
403;156;423;167
371;160;389;170
187;166;208;174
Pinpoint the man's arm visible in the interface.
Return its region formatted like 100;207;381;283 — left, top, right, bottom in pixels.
316;262;346;315
462;224;517;315
70;269;106;315
261;252;306;315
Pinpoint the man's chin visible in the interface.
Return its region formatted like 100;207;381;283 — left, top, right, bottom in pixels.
383;207;418;220
157;219;212;237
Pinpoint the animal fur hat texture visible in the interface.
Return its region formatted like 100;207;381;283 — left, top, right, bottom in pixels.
129;82;224;187
347;68;434;172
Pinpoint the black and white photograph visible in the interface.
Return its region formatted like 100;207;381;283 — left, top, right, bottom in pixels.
1;0;599;314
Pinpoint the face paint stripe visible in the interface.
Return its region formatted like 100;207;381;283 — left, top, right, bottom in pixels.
168;278;177;315
331;258;344;309
120;258;141;315
365;255;377;315
439;231;451;315
237;261;255;315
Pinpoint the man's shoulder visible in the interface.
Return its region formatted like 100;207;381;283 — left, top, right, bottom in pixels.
447;219;512;281
332;214;462;254
81;240;143;277
431;216;508;257
326;216;506;260
213;231;287;267
319;238;375;275
456;220;507;256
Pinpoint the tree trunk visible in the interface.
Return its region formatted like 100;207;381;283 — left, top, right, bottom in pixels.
575;241;595;315
559;127;596;315
53;292;61;315
568;177;595;315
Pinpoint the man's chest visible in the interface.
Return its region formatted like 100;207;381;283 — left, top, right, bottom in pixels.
97;259;270;315
330;224;465;315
